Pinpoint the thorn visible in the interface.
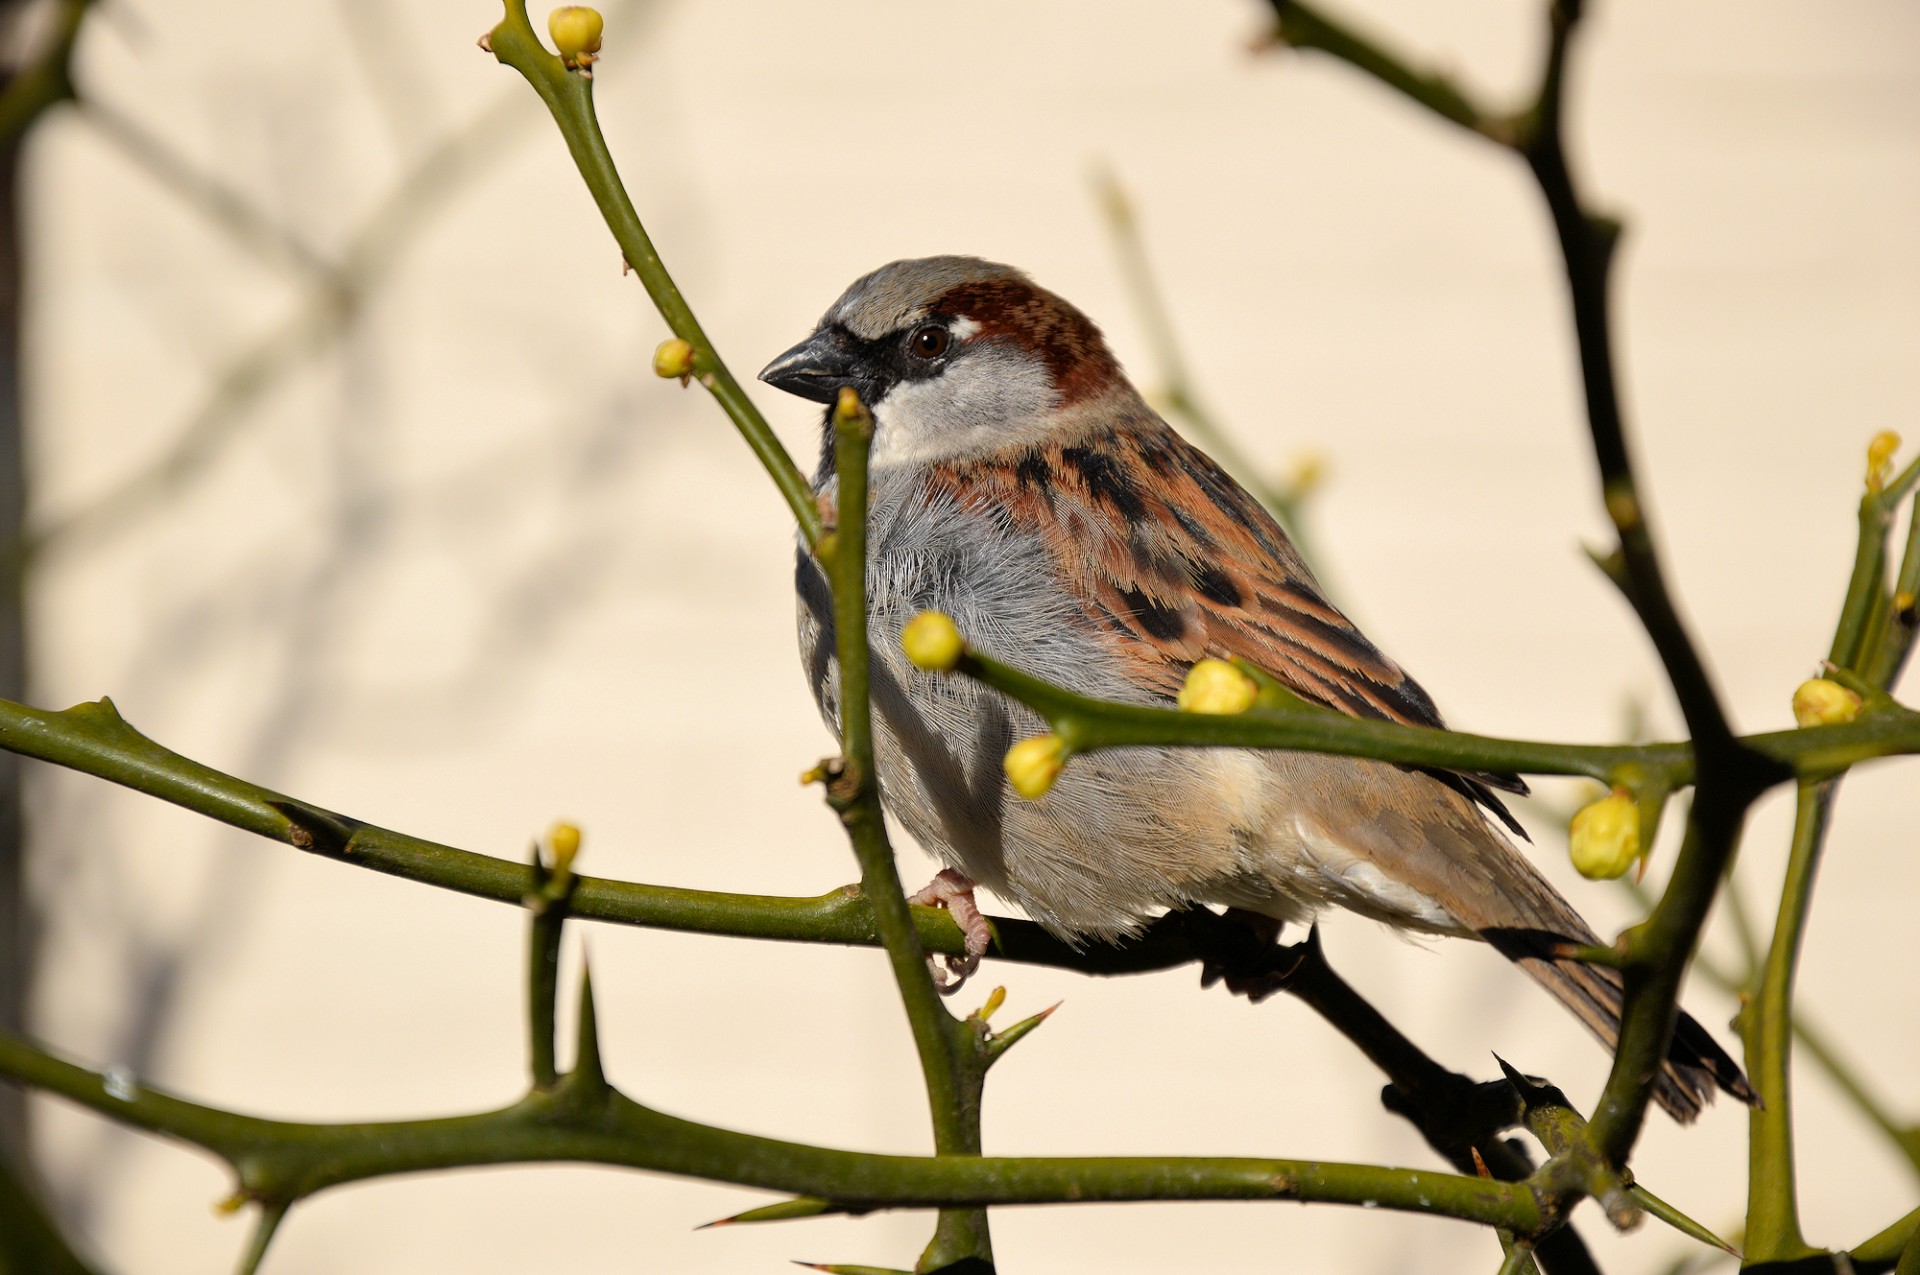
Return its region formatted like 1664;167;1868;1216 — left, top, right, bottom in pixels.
698;1196;838;1228
1470;1146;1491;1178
571;961;607;1095
986;1000;1062;1065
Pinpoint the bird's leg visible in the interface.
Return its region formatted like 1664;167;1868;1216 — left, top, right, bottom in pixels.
907;868;989;994
1198;907;1310;1003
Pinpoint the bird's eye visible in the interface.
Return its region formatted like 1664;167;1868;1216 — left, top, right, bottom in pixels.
909;324;951;359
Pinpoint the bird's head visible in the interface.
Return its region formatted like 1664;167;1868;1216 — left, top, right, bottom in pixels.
759;256;1125;469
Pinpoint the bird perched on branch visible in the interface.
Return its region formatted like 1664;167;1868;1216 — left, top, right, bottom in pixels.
761;255;1753;1122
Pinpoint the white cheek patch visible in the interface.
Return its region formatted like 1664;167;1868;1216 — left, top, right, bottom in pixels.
869;344;1059;469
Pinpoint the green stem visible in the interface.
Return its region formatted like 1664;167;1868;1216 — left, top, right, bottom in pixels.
483;3;823;549
525;841;576;1090
957;647;1912;783
1742;781;1835;1261
1864;487;1920;689
0;1027;1541;1232
823;391;992;1266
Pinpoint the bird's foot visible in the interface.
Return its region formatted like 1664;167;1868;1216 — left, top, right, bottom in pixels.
1199;908;1311;1003
907;868;989;994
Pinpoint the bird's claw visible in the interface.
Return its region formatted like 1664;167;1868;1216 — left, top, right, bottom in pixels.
1200;908;1306;1003
908;868;989;994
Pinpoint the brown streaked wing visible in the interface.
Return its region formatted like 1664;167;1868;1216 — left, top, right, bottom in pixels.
924;415;1530;820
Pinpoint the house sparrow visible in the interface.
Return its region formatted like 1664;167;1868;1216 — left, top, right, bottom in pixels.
761;256;1753;1122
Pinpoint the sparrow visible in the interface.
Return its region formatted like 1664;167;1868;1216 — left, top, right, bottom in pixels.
761;255;1753;1122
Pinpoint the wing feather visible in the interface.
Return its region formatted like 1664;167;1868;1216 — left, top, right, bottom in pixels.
923;411;1529;830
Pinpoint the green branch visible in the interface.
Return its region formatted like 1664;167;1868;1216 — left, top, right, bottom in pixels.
950;646;1918;785
481;1;823;550
820;389;995;1267
1740;782;1832;1262
0;1026;1542;1233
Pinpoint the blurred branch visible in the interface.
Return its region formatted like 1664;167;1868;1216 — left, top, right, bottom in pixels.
29;87;534;559
1090;166;1323;564
0;0;96;142
77;98;336;281
0;1155;100;1275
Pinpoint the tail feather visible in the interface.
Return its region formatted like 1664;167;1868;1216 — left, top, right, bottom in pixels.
1482;925;1757;1122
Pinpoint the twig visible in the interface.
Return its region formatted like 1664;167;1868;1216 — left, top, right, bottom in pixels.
482;3;824;550
1263;0;1788;1171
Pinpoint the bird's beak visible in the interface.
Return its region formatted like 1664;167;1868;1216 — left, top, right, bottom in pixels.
758;327;871;405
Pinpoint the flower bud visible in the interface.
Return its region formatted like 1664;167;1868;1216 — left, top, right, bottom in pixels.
653;337;693;382
1283;449;1326;498
1003;734;1067;800
546;820;582;874
1867;430;1901;493
835;385;867;424
1792;677;1861;728
1177;658;1258;715
902;611;964;672
977;985;1007;1022
548;6;604;69
1569;787;1639;881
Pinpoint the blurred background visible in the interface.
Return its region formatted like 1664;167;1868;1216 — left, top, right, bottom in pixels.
5;0;1917;1271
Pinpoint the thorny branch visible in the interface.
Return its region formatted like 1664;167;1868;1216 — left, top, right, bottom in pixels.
0;0;1913;1271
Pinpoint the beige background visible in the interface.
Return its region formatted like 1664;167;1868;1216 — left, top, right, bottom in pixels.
20;1;1920;1271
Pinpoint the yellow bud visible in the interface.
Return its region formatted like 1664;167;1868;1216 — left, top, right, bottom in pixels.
902;610;964;672
1792;677;1861;728
835;385;866;423
1284;449;1326;498
548;6;604;69
1004;734;1067;800
1569;788;1640;881
653;337;694;382
1177;658;1259;715
978;985;1007;1022
1867;430;1901;493
546;821;582;873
